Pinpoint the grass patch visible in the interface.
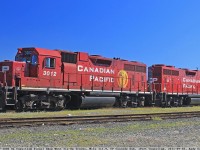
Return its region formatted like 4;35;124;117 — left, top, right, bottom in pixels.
0;127;109;147
0;106;200;118
152;117;163;121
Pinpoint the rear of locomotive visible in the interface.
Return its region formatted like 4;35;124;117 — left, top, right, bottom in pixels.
116;61;151;107
149;64;200;107
0;60;25;111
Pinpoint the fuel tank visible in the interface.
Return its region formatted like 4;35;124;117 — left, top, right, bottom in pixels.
190;98;200;105
80;96;116;108
187;95;200;105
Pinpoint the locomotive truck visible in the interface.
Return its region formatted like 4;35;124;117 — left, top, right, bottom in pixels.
0;47;199;111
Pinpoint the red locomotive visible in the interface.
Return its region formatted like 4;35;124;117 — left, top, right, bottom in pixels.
149;64;200;106
0;47;199;111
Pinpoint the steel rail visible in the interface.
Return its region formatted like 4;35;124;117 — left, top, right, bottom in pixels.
0;111;200;128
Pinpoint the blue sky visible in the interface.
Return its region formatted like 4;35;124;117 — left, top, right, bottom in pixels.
0;0;200;69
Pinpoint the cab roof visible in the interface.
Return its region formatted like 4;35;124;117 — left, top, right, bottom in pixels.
18;47;61;58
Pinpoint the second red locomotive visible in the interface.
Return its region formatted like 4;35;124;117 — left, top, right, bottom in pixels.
0;47;199;111
149;64;200;106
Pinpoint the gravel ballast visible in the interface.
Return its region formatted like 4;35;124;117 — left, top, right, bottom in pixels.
0;117;200;147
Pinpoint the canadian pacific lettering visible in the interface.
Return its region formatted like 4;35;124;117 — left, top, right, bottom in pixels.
183;78;198;89
90;75;114;83
183;78;200;83
78;65;115;83
78;65;115;74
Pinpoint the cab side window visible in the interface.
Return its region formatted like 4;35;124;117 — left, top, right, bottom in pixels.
31;55;38;65
45;58;55;68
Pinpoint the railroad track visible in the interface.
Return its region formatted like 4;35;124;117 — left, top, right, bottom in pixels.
1;111;200;128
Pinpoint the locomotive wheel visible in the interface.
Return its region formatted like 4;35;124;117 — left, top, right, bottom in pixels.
65;95;81;109
164;99;171;107
171;99;178;107
55;99;65;110
0;90;6;112
138;100;144;107
31;101;41;110
161;100;170;108
122;101;128;108
178;99;183;107
15;100;23;112
49;101;56;110
184;97;191;106
130;101;137;108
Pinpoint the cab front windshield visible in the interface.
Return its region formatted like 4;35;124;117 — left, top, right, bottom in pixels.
15;51;38;65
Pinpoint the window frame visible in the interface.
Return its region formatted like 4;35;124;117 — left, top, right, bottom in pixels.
61;52;77;64
44;57;56;69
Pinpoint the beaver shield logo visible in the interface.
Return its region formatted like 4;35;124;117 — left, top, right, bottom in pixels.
117;70;128;88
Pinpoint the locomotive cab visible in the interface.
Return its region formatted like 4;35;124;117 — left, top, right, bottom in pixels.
15;48;39;78
15;48;61;88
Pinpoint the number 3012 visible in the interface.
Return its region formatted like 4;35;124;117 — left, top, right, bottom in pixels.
43;71;57;76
